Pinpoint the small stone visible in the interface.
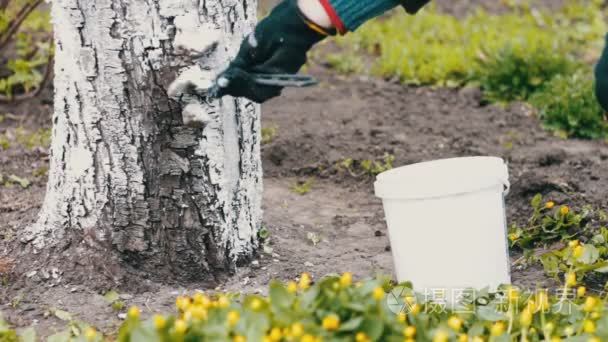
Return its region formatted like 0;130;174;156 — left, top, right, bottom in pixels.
26;271;37;278
304;261;314;267
118;313;127;320
374;230;384;237
385;245;392;252
51;268;61;279
120;294;134;300
251;260;260;266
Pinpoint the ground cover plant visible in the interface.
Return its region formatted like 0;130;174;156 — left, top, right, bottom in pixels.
325;1;608;139
6;269;608;341
0;0;53;102
1;197;606;341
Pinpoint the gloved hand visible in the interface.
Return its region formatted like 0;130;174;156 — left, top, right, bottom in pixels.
215;0;333;103
595;34;608;112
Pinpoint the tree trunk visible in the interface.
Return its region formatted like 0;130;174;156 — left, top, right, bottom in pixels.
22;0;261;281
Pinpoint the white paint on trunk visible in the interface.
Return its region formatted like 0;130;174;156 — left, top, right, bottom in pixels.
25;0;262;279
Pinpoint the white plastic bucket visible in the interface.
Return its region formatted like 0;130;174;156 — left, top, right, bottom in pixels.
375;156;511;303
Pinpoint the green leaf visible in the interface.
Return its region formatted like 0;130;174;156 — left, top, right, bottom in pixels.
8;175;30;188
104;290;120;304
131;325;160;342
54;309;72;321
19;327;36;342
269;281;293;311
578;245;600;264
47;330;71;342
531;194;543;209
338;316;364;332
360;317;384;340
476;305;507;321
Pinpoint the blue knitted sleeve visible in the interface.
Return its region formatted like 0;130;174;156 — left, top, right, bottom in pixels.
328;0;401;31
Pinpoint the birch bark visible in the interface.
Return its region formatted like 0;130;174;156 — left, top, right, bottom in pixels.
23;0;262;280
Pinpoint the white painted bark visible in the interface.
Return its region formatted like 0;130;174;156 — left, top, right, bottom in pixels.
23;0;262;280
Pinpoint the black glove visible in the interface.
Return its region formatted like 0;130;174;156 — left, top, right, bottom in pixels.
215;0;333;103
596;34;608;112
400;0;431;14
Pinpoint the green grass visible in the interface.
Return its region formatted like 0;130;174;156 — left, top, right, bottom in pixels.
530;71;607;139
328;2;608;138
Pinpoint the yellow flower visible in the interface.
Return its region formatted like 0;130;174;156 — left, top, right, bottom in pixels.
448;316;462;331
550;337;561;342
583;320;596;334
190;306;207;321
458;334;468;342
372;287;385;301
508;233;518;241
127;306;140;320
584;296;598;312
291;323;304;337
397;312;406;323
322;314;340;331
565;272;576;287
227;310;240;327
217;295;230;308
560;206;570;216
340;272;353;287
299;273;312;290
433;330;449;342
84;327;97;341
472;337;484;342
577;286;587;298
250;298;263;311
588;337;601;342
176;296;191;311
233;335;246;342
193;293;209;306
564;326;575;336
300;335;315;342
403;326;416;338
573;245;584;259
174;319;188;334
410;304;421;316
545;201;555;209
544;322;555;333
287;281;298;294
591;312;601;320
491;322;505;336
404;296;416;305
269;327;282;341
568;240;580;248
153;315;166;330
520;309;533;327
355;332;369;342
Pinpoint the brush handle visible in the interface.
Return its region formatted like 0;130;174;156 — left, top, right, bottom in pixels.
250;73;318;87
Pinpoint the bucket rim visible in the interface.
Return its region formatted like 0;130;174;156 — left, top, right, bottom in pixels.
374;156;510;200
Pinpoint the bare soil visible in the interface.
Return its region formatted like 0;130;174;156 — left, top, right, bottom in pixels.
0;0;607;336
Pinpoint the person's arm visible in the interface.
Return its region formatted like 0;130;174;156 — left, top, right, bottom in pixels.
215;0;417;103
596;34;608;112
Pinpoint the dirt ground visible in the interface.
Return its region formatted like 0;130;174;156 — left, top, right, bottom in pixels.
1;0;607;336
